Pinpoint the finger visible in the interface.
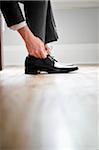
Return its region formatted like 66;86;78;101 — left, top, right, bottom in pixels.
40;49;47;59
45;45;52;54
29;52;38;58
35;50;42;59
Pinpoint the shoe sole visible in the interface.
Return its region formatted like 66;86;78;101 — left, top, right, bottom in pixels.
25;67;78;75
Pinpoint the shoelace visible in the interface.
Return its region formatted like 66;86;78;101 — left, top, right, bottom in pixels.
47;55;58;62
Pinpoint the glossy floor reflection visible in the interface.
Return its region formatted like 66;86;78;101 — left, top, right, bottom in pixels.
0;65;98;150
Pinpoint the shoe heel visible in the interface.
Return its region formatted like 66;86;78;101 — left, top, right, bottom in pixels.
25;68;38;75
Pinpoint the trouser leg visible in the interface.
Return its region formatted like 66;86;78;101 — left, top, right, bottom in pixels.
45;0;58;43
24;0;58;44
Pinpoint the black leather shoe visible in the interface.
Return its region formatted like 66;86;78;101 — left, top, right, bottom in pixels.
25;55;79;75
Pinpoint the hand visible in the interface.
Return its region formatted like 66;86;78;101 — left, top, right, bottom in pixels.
45;44;52;55
18;26;48;58
25;36;48;59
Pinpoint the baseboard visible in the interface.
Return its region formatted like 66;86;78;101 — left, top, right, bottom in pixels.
51;43;99;64
3;45;27;66
3;43;99;66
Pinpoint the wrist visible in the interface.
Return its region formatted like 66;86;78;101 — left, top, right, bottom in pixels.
18;25;35;43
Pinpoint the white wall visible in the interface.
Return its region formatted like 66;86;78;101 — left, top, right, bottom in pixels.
3;2;99;65
51;6;99;64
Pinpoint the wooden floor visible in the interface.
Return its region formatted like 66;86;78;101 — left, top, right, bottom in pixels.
0;65;98;150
